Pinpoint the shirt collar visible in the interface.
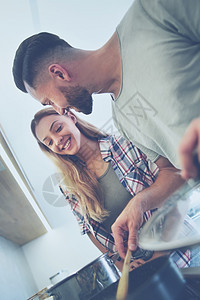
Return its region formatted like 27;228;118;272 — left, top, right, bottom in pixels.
98;136;112;161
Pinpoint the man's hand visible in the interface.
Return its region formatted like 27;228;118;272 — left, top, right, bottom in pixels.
111;197;144;259
179;119;200;180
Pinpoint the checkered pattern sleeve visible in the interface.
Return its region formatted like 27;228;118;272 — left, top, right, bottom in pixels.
63;191;90;235
100;135;159;195
89;219;118;253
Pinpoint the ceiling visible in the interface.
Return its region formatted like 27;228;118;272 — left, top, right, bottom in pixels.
0;130;48;245
0;156;47;245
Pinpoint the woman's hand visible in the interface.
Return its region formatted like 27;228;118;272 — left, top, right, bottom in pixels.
111;156;185;259
129;251;169;271
111;197;145;259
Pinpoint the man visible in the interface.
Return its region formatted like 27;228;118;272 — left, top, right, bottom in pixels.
179;119;200;180
13;0;200;259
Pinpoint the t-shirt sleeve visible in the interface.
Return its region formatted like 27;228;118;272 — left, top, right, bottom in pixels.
140;0;200;42
131;142;161;164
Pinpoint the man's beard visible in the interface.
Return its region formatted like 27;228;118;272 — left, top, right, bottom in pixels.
58;85;93;115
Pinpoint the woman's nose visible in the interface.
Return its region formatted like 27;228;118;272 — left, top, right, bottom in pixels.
55;136;63;146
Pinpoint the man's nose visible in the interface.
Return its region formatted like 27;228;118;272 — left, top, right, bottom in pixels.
52;103;66;115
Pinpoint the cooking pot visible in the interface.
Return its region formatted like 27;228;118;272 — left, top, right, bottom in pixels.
46;252;120;300
91;256;186;300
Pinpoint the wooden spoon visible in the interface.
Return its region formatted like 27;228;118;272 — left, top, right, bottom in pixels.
116;249;132;300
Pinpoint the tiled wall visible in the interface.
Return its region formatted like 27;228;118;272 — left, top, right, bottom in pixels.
0;236;37;300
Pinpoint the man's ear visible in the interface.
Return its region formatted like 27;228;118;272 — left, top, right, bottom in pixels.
67;111;77;123
48;64;71;82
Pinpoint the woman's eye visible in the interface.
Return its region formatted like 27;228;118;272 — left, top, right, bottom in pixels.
48;140;53;146
56;125;62;132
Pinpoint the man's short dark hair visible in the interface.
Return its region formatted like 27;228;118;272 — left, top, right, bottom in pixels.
12;32;71;93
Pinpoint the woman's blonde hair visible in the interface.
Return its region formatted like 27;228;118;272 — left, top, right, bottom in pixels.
31;107;109;222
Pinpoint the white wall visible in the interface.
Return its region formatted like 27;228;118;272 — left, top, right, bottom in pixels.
0;0;132;228
22;206;101;292
0;0;133;296
0;236;37;300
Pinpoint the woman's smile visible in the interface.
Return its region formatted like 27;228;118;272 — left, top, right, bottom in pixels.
35;113;82;156
61;136;71;151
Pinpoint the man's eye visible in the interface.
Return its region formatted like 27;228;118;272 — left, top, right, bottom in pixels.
56;125;62;132
48;140;53;146
44;99;53;106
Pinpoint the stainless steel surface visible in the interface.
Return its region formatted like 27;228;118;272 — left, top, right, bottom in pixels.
180;266;200;277
46;252;120;300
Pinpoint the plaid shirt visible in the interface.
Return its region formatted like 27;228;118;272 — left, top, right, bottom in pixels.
63;135;190;268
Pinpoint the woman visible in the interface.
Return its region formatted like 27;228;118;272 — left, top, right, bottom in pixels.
31;107;195;271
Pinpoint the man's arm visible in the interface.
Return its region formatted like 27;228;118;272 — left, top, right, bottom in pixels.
111;156;185;259
179;118;200;180
141;0;200;42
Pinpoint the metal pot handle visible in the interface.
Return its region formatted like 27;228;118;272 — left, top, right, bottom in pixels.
109;251;120;263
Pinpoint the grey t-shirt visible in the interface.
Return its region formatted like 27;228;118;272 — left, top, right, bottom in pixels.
98;162;132;232
113;0;200;168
